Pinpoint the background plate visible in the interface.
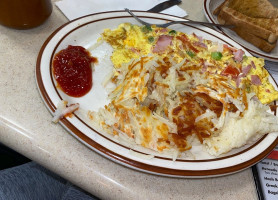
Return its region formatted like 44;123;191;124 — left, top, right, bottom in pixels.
203;0;278;62
36;11;278;178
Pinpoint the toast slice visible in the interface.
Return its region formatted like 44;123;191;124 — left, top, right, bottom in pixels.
218;14;277;52
227;0;278;18
218;6;278;43
232;27;277;53
213;0;229;15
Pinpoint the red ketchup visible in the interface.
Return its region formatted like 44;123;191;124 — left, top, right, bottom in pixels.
52;45;97;97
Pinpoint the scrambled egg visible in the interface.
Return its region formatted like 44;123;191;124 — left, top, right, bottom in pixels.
244;57;278;104
100;23;278;105
101;23;152;67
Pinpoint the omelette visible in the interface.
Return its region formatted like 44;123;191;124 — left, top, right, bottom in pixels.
100;23;278;104
90;23;278;157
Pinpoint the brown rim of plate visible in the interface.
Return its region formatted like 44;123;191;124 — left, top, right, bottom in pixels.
59;116;278;177
36;11;278;177
203;0;278;61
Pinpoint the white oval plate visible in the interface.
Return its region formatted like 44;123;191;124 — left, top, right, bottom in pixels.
36;11;278;178
203;0;278;62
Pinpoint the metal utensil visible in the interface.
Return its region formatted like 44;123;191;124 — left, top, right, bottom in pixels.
147;0;182;13
125;8;234;29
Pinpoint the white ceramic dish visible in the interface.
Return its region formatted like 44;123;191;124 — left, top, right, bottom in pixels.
36;11;278;178
203;0;278;62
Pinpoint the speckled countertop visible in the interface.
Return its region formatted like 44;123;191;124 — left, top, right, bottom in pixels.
0;1;262;199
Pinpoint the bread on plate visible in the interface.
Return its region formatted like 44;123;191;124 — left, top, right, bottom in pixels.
214;0;278;53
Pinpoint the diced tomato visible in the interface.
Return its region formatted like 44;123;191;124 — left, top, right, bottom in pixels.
221;65;240;79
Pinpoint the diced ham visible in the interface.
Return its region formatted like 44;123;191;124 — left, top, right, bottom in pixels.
251;75;262;86
236;73;245;88
251;61;256;69
242;65;251;76
152;35;173;53
160;28;168;33
233;49;245;62
236;65;252;87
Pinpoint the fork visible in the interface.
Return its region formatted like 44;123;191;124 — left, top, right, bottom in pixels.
125;8;234;29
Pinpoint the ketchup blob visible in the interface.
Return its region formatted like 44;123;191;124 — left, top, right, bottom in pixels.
52;45;97;97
